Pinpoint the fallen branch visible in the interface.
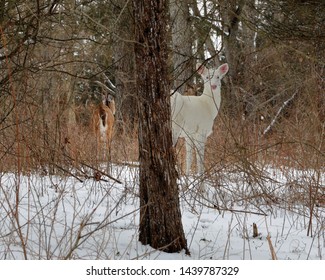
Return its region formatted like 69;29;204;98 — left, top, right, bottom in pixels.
80;161;123;184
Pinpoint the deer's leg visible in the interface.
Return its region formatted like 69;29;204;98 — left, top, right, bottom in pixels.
195;137;206;175
172;124;181;147
184;139;192;175
107;124;114;165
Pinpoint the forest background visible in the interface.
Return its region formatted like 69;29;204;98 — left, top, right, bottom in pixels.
1;0;324;174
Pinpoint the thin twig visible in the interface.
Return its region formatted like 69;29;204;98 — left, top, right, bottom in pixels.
263;91;297;136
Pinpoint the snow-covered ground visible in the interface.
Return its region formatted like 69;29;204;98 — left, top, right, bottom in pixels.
0;164;324;260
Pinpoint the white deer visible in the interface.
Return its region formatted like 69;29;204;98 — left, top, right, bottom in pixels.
171;63;229;175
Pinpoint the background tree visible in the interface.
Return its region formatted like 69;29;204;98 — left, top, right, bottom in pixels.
106;0;137;127
170;0;194;94
133;0;189;254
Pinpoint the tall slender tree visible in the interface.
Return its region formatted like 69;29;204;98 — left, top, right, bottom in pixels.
170;0;193;94
132;0;189;254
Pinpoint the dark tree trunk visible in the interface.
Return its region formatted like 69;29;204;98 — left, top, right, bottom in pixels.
111;0;137;127
133;0;189;254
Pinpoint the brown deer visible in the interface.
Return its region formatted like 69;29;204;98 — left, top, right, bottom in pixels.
92;92;116;156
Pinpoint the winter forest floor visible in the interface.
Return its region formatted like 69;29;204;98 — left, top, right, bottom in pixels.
0;162;324;260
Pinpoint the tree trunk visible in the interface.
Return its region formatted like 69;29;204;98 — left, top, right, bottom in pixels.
220;0;246;116
133;0;189;255
220;0;246;81
170;0;193;94
111;0;137;127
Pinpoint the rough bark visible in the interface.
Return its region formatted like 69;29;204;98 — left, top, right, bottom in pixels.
133;0;189;254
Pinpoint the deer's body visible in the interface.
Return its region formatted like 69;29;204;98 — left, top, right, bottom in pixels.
171;63;229;175
92;98;116;153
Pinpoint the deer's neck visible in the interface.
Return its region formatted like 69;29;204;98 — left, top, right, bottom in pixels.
202;83;221;115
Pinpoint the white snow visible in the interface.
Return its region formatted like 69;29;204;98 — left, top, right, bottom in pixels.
0;164;324;260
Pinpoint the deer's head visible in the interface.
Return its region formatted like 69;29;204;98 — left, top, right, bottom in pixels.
196;63;229;90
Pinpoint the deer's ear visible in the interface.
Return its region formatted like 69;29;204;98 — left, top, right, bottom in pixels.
196;63;207;75
219;63;229;75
